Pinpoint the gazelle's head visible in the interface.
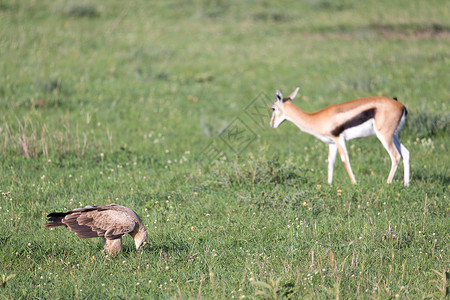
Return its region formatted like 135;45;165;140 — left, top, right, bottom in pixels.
270;87;299;128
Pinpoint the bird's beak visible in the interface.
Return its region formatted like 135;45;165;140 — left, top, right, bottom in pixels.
137;241;147;252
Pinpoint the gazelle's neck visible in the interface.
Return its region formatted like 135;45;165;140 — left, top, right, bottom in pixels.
284;101;314;131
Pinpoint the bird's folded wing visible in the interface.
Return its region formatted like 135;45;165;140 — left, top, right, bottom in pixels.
63;210;137;239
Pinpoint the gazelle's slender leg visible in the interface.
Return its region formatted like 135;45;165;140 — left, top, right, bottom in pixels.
335;137;356;184
328;143;337;184
400;144;410;186
393;135;410;186
376;131;401;184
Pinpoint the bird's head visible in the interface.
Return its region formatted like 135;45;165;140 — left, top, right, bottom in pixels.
134;228;148;250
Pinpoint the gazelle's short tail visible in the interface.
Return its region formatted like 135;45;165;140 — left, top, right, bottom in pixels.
394;107;407;136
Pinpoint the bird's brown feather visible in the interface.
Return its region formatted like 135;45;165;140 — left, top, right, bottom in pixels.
45;204;147;253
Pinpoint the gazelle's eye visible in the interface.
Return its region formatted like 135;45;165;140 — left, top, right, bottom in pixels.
271;107;275;112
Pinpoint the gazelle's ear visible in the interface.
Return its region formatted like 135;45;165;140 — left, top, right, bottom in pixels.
275;90;283;102
288;87;300;101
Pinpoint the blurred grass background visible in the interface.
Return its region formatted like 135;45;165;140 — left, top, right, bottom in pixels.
0;0;449;298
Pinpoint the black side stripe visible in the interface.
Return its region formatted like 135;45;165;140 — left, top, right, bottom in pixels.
331;108;376;137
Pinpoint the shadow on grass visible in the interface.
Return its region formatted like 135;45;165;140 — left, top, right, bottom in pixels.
137;240;190;256
412;172;450;186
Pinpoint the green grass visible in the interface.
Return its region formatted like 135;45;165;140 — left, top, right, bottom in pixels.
1;0;449;298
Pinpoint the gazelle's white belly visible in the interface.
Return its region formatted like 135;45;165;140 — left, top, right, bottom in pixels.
294;118;376;144
342;119;375;140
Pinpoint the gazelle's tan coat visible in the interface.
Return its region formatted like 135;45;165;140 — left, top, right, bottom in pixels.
270;88;410;186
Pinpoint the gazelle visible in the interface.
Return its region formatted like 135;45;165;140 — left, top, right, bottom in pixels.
270;88;410;186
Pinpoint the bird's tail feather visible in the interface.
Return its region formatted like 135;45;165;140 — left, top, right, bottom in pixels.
45;212;68;227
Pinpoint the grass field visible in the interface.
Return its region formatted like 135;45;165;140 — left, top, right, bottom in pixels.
1;0;449;298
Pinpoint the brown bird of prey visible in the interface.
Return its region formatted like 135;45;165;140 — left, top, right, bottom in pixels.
45;204;147;254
